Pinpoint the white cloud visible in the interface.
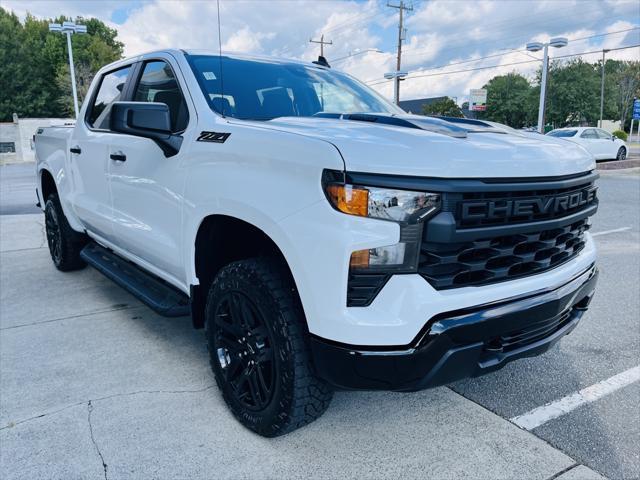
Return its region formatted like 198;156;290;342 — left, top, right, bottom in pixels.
3;0;638;104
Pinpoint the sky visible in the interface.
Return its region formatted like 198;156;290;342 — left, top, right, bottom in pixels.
4;0;640;105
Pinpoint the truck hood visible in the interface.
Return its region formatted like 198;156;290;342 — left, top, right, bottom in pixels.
257;115;595;178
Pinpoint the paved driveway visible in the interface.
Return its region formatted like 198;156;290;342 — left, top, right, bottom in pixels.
1;166;638;479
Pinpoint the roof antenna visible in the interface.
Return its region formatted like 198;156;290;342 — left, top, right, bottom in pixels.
216;0;225;117
313;56;331;68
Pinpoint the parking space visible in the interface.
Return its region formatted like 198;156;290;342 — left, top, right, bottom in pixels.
1;165;637;479
451;172;640;479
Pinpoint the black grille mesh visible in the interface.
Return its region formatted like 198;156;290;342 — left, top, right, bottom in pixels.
347;273;389;307
494;309;574;352
419;219;589;289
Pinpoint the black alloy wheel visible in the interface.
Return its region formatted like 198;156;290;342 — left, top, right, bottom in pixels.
213;291;276;410
205;258;333;437
43;193;87;271
616;147;626;160
45;204;62;264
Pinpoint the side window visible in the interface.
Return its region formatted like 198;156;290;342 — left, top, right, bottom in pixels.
581;129;597;139
134;61;189;132
87;66;131;129
596;129;611;139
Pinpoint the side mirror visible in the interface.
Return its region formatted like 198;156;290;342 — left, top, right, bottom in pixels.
110;102;182;157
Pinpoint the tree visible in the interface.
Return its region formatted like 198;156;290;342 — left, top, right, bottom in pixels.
544;59;601;127
0;7;123;121
422;97;463;117
479;73;536;128
612;61;640;130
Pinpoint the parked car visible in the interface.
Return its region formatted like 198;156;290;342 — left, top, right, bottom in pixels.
34;50;599;437
547;127;627;160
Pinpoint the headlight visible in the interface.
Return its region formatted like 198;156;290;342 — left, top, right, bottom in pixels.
324;180;441;274
325;184;441;223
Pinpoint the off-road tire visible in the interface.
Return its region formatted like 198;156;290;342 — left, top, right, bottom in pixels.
205;257;333;437
44;193;87;271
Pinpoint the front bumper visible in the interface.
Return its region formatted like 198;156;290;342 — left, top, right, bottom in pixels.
310;265;598;391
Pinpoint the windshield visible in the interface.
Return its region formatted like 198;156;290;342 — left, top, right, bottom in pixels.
186;55;402;120
547;129;578;137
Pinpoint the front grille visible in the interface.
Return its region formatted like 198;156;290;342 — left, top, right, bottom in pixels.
419;219;590;289
489;308;574;353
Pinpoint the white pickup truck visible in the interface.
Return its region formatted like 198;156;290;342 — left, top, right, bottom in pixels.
34;50;599;437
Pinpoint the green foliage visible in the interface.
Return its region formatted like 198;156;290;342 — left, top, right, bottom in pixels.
422;97;464;117
475;59;639;131
0;7;123;121
612;130;628;141
478;73;537;128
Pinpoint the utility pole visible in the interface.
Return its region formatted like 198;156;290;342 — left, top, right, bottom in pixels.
309;34;332;57
599;49;610;128
388;1;412;105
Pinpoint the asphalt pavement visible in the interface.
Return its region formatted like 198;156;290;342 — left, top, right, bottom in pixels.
1;163;638;479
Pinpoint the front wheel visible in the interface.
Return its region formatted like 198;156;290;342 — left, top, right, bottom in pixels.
616;147;627;160
205;257;333;437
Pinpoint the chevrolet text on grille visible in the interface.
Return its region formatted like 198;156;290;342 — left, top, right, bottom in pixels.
461;186;598;221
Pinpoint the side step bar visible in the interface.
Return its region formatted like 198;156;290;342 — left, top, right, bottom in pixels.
80;242;190;317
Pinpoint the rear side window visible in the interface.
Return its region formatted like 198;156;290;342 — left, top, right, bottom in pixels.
133;61;189;132
548;129;577;137
87;66;131;129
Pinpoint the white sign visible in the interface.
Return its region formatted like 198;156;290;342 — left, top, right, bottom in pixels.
470;89;487;111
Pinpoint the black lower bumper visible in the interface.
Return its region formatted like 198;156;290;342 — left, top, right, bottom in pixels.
311;266;598;391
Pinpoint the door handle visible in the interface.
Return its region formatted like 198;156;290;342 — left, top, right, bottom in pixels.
110;152;127;162
70;146;81;154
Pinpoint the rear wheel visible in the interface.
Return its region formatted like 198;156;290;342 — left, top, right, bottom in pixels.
44;193;87;271
205;257;333;437
616;147;626;160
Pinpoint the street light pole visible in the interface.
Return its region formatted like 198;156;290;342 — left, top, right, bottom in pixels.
537;43;549;135
527;37;568;134
49;21;87;119
599;49;610;128
65;30;79;118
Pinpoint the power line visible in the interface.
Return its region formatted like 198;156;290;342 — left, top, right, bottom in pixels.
363;27;639;84
310;34;332;57
366;43;640;86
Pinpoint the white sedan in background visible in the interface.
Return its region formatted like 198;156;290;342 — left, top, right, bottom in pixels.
546;127;627;161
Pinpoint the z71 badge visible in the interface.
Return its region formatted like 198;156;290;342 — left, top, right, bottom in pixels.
197;131;231;143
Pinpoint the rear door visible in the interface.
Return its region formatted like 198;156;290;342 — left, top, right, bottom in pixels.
69;64;134;241
108;56;194;285
595;129;616;159
578;128;604;159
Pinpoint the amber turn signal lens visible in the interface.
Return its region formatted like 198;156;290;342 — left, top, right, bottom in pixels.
350;249;370;269
326;184;369;217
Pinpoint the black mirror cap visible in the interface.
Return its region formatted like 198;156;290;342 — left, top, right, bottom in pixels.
110;102;182;157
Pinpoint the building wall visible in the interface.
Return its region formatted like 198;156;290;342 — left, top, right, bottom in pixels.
0;116;73;165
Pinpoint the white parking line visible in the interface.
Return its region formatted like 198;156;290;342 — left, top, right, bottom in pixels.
511;365;640;431
591;226;631;237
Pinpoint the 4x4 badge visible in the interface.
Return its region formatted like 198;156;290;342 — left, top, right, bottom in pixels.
197;131;231;143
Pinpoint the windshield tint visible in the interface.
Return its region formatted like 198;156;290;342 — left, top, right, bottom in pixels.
547;129;577;137
186;55;402;120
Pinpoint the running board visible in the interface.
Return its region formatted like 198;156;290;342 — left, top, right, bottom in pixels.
80;242;190;317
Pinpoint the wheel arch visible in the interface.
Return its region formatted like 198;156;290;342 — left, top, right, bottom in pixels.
39;168;57;203
190;214;304;329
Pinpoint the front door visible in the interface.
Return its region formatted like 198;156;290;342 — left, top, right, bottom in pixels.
108;58;193;285
69;64;133;241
